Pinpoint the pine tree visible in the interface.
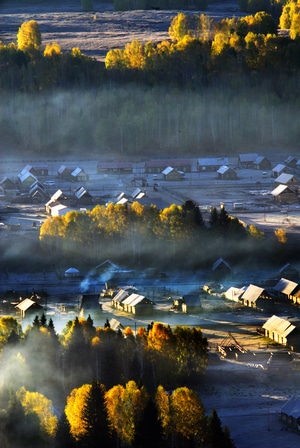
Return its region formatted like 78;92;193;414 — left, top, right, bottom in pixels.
54;411;76;448
80;380;112;447
134;397;164;448
206;408;236;448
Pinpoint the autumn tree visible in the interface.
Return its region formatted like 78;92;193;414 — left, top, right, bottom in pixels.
274;227;287;243
65;383;91;442
44;42;61;58
17;20;41;54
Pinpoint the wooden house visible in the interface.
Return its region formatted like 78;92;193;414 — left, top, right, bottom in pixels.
145;159;192;174
15;298;43;319
271;184;299;204
97;161;133;174
238;153;258;168
279;263;299;280
74;186;93;205
79;293;102;318
0;176;16;190
281;396;300;430
162;166;183;181
241;284;273;310
17;171;38;191
273;277;299;301
111;288;130;310
70;167;89;182
285;156;297;169
262;315;300;349
275;173;299;186
253;156;272;170
122;293;153;315
197;157;228;172
57;165;73;180
224;286;245;302
212;258;232;274
109;318;125;332
272;163;288;178
217;166;237;180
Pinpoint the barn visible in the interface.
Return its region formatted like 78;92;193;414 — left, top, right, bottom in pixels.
15;298;43;319
162;166;183;181
271;184;299;204
122;293;153;315
273;278;299;301
253;156;272;170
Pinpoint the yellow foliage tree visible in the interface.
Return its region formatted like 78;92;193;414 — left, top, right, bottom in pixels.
65;383;91;441
274;227;287;243
168;12;190;43
248;224;265;239
44;42;62;57
16;386;58;438
17;20;41;53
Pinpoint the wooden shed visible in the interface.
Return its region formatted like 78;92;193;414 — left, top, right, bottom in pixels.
272;163;288;178
71;167;89;182
238;153;258;168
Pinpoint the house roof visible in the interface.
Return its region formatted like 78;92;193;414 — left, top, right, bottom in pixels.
239;153;258;162
275;173;297;184
122;293;151;307
112;288;129;303
262;315;296;338
162;166;175;175
241;284;265;303
271;184;290;196
15;298;41;312
71;167;83;177
272;163;286;172
279;263;299;274
18;171;37;183
273;278;298;295
254;156;269;164
58;165;70;174
109;318;125;331
212;257;231;271
281;396;300;418
198;157;228;166
217;165;230;174
224;286;246;301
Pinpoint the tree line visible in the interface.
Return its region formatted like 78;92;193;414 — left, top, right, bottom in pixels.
39;201;291;270
2;6;300;91
0;314;236;447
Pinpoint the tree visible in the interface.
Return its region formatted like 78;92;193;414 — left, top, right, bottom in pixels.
168;13;190;42
274;227;287;243
17;20;41;53
206;408;236;448
80;380;112;447
44;42;61;58
134;397;164;448
65;383;91;442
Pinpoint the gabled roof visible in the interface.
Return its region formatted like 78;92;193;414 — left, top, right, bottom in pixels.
275;173;298;184
239;153;258;162
15;298;41;312
198;157;228;166
162;166;175;175
122;293;151;307
71;167;83;177
224;286;246;301
18;171;37;183
212;257;231;271
254;156;269;164
273;278;298;295
272;163;286;172
217;165;230;174
241;284;265;303
271;184;291;196
285;156;296;164
281;396;300;418
95;260;119;271
262;315;296;338
75;186;91;199
113;288;129;303
279;263;299;274
109;318;125;331
45;189;64;207
58;165;69;174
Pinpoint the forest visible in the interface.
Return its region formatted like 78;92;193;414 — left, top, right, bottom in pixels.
38;201;291;271
0;314;236;447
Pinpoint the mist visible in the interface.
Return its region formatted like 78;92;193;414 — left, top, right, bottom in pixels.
1;82;300;159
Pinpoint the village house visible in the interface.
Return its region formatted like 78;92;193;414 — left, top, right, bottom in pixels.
111;288;130;311
17;170;38;191
145;159;193;174
70;167;89;182
212;258;232;275
45;189;69;214
285;156;298;169
271;184;299;204
57;165;73;180
97;161;133;174
197;157;228;172
74;186;93;205
274;173;299;186
241;284;273;310
0;176;16;190
162;166;183;181
273;277;299;301
279;263;299;280
224;286;246;302
15;298;43;319
238;153;258;168
253;156;272;171
109;318;125;332
121;293;153;315
272;163;289;178
262;315;300;349
217;166;237;180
